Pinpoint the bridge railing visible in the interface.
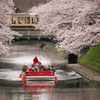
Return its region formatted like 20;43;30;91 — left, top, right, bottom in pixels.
12;28;56;39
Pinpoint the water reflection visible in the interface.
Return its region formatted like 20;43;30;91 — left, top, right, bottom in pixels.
23;81;55;100
0;79;100;100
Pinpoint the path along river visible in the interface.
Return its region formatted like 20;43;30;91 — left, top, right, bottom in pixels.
0;42;100;100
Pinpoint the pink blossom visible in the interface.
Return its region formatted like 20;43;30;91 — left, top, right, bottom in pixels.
0;0;20;55
29;0;100;54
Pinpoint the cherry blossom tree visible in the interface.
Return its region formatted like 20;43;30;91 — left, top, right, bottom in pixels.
30;0;100;54
0;0;20;55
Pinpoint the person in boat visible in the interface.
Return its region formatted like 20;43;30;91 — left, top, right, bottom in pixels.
33;56;41;65
47;65;52;71
47;65;55;72
33;56;39;65
50;67;53;72
22;65;29;72
22;65;26;72
22;65;29;78
51;65;55;72
25;66;29;72
47;65;51;71
31;65;35;72
35;65;39;72
39;65;42;71
40;66;45;71
47;66;54;75
32;65;36;71
32;63;39;72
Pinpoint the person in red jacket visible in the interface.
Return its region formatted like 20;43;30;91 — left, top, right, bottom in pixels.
33;56;42;65
33;56;38;64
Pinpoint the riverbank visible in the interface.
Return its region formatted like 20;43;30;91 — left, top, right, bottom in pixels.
41;44;100;86
80;44;100;73
66;64;100;86
42;44;68;59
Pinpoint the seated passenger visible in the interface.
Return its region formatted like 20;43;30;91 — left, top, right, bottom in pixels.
51;65;55;72
47;65;51;71
33;65;36;71
25;66;29;72
31;65;35;72
47;65;55;72
39;65;42;71
40;66;45;71
50;67;53;71
35;65;39;72
22;65;26;72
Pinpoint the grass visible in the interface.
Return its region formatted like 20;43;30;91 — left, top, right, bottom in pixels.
46;45;57;50
80;44;100;73
46;45;68;58
58;50;68;56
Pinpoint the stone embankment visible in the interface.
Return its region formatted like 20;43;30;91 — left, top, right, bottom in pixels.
66;64;100;86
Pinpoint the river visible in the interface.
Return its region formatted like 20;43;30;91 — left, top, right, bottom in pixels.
0;42;100;100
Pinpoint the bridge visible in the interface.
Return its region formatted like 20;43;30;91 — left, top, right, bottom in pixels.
12;28;55;40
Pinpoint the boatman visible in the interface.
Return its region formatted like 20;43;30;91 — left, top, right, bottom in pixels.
33;56;38;65
33;56;41;65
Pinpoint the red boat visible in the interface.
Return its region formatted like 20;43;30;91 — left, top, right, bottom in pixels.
25;69;55;80
19;61;57;82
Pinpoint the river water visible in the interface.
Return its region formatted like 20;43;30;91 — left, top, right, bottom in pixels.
0;42;100;100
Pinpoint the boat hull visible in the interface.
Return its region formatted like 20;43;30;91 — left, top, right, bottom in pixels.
25;70;55;81
25;76;55;81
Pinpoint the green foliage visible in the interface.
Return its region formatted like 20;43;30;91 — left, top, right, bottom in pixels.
46;45;68;58
47;45;57;50
58;50;68;56
80;44;100;73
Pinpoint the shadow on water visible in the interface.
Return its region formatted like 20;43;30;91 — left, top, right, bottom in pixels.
55;78;91;89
